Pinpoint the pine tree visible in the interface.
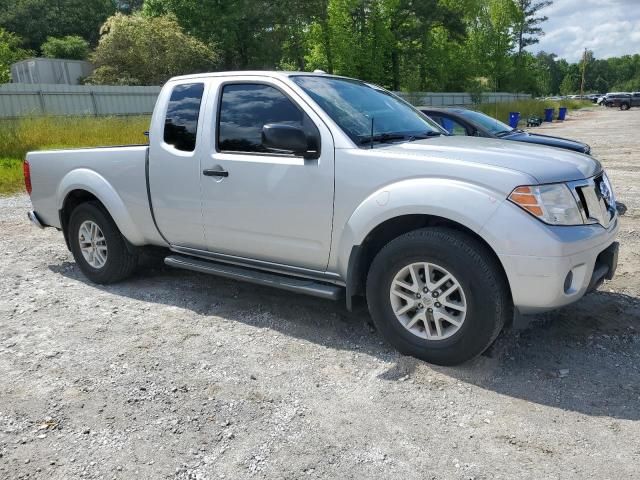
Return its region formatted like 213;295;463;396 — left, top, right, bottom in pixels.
515;0;552;54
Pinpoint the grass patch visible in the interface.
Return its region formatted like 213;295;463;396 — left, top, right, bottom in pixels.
475;99;592;125
0;158;25;195
0;115;150;195
0;115;151;159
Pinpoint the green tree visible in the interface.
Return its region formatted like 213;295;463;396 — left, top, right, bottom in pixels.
467;0;520;90
514;0;551;54
303;0;466;90
15;0;628;96
86;13;218;85
0;0;116;51
0;27;32;83
559;72;578;95
116;0;144;14
41;35;89;60
314;0;392;84
143;0;308;70
535;51;565;94
385;0;466;90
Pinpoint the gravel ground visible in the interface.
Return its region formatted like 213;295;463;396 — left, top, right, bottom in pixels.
2;107;640;480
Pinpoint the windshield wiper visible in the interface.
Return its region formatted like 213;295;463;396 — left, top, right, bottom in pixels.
358;132;412;145
408;131;443;140
358;131;442;145
495;129;516;137
496;128;526;137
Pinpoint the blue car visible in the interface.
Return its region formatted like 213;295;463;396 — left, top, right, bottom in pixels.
421;107;591;154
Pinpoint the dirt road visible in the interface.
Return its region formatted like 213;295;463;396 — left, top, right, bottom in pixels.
1;107;639;479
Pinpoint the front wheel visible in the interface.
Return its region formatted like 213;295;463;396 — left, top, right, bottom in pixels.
68;202;138;284
366;228;512;365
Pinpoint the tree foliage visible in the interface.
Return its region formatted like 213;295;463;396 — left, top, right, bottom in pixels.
86;13;218;85
0;28;32;83
41;36;90;60
0;0;116;51
514;0;552;54
0;0;638;93
116;0;144;14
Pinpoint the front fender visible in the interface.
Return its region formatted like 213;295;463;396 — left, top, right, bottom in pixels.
57;168;146;245
334;178;506;278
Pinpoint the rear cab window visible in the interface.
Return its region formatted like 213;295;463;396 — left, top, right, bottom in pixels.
163;83;205;152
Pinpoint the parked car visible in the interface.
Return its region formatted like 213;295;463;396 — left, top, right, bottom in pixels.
24;71;619;365
420;107;591;154
601;92;640;110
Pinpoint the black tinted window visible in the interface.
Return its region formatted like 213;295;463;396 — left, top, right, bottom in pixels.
218;84;315;153
164;83;204;152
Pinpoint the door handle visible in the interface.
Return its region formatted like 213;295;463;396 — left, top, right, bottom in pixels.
203;168;229;177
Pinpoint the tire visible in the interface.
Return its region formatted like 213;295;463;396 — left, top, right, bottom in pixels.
366;227;512;366
68;202;138;284
620;103;630;111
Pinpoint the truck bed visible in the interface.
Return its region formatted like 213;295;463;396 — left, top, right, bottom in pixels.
27;145;164;246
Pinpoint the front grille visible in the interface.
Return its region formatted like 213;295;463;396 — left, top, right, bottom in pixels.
568;173;616;228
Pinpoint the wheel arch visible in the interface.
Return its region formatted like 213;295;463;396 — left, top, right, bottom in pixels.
57;169;146;249
344;213;511;310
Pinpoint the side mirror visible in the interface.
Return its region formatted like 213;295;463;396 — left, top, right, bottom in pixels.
262;123;318;158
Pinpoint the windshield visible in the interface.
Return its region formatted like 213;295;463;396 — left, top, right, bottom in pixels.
290;75;443;145
456;109;513;135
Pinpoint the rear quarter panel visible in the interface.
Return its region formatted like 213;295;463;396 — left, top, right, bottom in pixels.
27;146;165;246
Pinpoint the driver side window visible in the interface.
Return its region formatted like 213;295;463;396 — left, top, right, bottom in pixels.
217;83;318;154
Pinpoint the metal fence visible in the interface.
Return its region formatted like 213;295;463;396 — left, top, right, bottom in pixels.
0;83;531;118
0;83;161;118
396;91;531;107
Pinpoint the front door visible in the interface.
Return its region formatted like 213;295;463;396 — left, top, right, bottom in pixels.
199;79;335;271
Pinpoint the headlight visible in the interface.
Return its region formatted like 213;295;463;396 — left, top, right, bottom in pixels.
508;183;583;225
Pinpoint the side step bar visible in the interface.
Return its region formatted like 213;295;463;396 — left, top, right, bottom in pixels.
164;254;343;301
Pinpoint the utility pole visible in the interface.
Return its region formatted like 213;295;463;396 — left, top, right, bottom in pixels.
580;48;587;97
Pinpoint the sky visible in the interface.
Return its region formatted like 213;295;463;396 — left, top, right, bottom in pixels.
529;0;640;62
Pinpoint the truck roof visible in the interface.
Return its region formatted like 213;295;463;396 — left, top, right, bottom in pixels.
169;70;336;82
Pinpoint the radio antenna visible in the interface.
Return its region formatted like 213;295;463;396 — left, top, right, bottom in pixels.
370;116;375;149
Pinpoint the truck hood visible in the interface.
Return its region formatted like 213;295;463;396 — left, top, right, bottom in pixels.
379;135;601;184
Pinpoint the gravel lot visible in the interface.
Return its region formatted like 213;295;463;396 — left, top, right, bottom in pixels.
2;107;640;480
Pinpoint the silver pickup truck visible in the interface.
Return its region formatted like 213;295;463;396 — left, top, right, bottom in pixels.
25;71;619;365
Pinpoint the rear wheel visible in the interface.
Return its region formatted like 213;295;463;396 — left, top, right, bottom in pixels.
366;227;512;365
68;202;138;284
620;103;630;111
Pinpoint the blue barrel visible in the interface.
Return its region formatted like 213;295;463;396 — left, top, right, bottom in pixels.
440;117;456;134
558;107;567;121
508;112;520;129
544;108;554;122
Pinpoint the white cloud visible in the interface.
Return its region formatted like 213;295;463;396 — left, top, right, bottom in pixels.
529;0;640;61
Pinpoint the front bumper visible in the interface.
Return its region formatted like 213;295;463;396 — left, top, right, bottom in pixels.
480;200;620;315
497;220;619;314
